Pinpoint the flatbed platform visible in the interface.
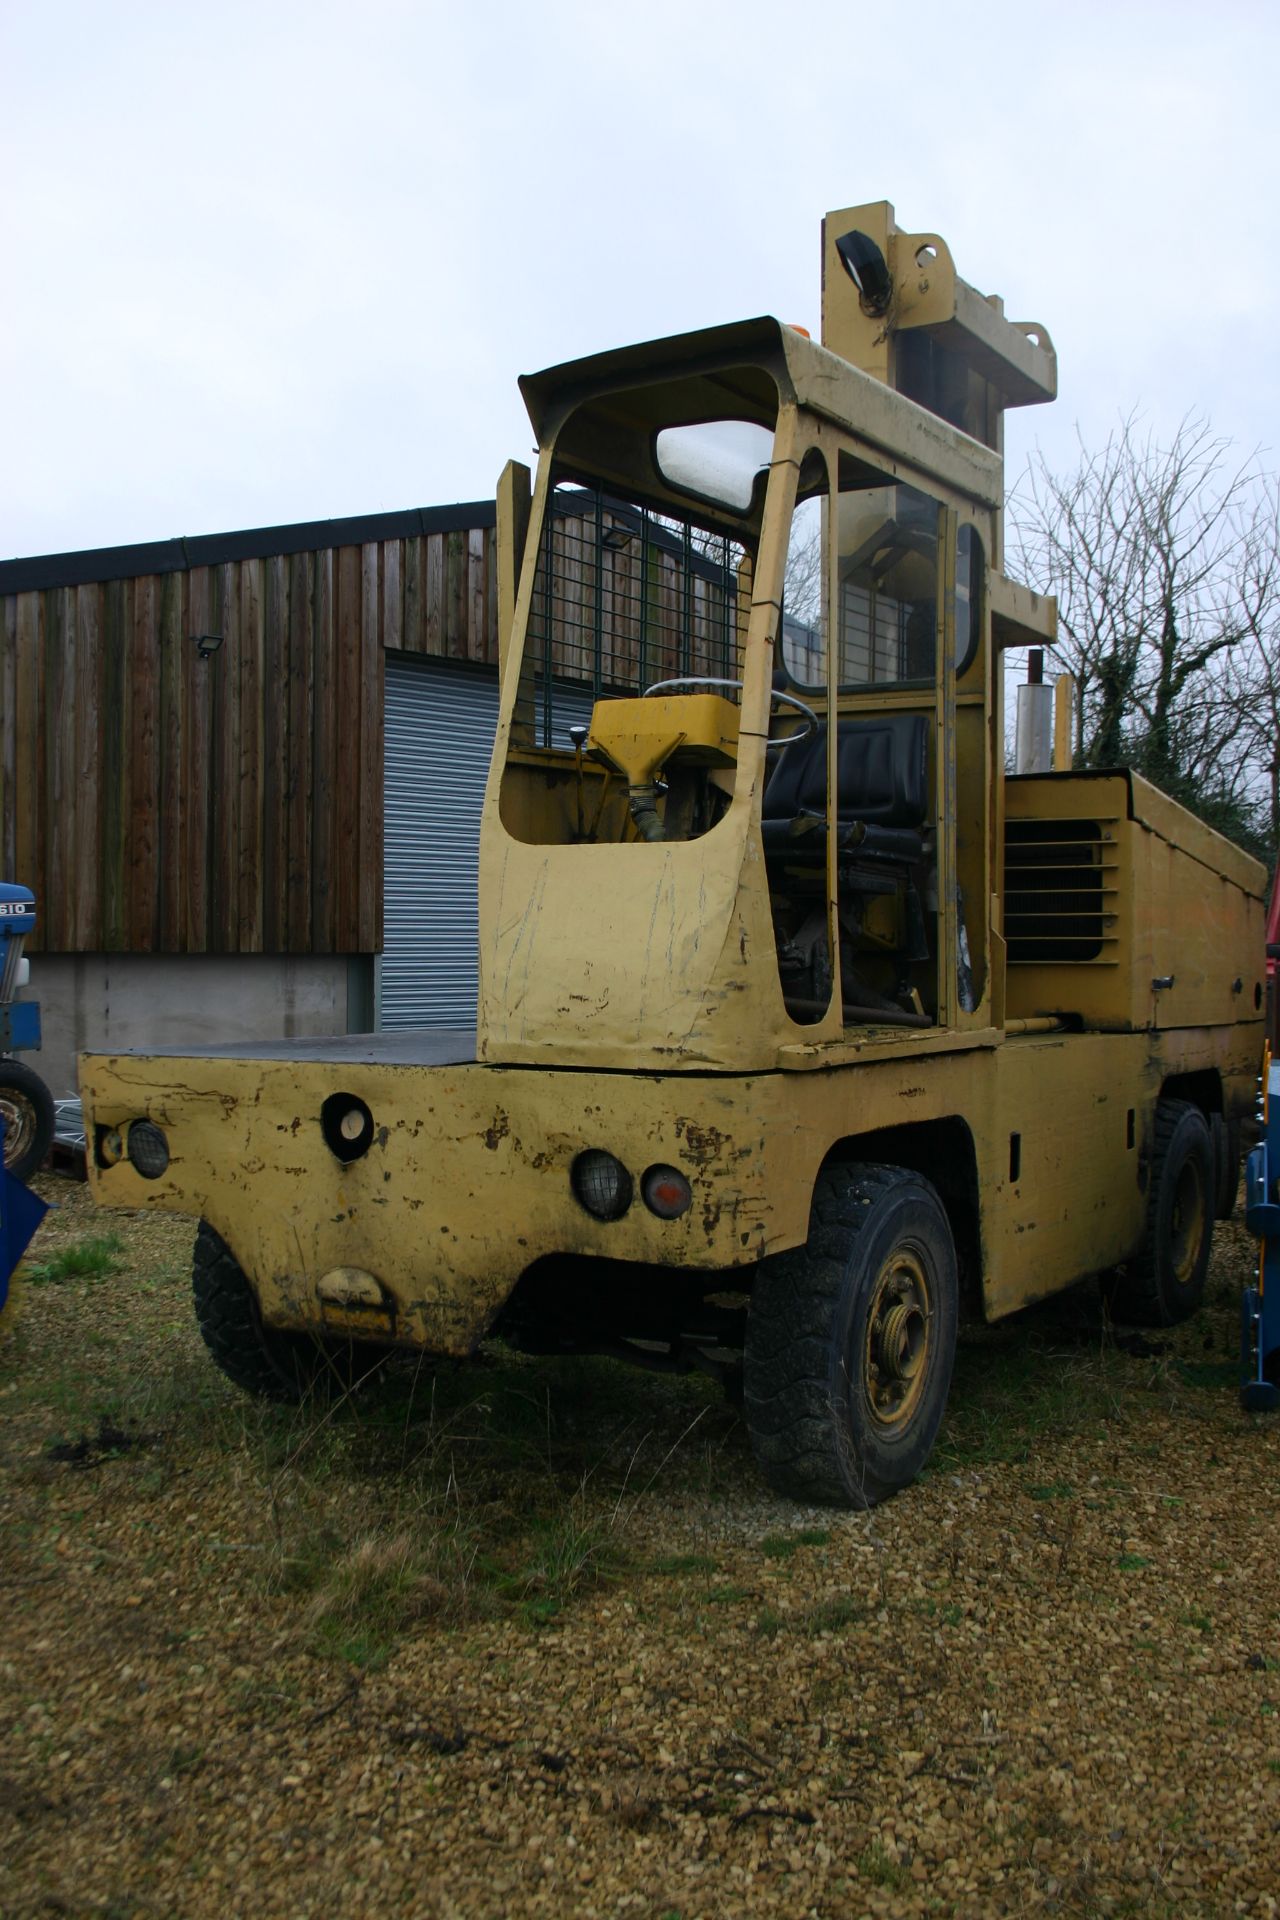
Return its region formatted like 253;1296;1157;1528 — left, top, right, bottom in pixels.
104;1029;480;1068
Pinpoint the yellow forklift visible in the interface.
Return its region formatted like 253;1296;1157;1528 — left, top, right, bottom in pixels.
80;203;1266;1505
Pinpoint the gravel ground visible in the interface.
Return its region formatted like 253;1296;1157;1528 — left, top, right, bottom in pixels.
3;1174;1280;1918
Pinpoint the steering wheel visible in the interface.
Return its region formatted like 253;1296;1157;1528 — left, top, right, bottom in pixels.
641;676;818;746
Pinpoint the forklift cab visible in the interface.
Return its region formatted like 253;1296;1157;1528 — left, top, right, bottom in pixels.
482;204;1055;1073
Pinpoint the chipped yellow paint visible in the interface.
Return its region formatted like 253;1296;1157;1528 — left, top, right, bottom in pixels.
80;1016;1261;1350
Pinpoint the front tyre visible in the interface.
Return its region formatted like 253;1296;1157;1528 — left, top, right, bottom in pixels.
744;1164;959;1508
192;1221;384;1402
0;1059;56;1183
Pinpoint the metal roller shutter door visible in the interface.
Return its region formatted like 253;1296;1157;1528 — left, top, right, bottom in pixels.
380;656;500;1029
381;656;597;1027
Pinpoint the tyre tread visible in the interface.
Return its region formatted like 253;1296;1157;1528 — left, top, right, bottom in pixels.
744;1164;952;1508
1108;1099;1213;1327
192;1221;314;1402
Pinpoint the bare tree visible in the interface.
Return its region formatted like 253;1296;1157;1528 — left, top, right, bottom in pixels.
1007;414;1280;856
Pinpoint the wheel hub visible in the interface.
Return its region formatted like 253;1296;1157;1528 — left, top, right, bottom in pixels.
0;1091;36;1164
864;1252;932;1430
879;1301;926;1381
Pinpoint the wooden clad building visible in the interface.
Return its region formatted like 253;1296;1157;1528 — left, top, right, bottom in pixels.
0;502;498;957
0;502;500;1092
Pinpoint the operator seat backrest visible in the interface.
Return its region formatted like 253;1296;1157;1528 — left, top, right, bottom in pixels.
763;714;929;830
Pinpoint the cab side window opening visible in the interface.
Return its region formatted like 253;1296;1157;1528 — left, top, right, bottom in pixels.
780;487;825;689
768;457;835;1024
524;480;751;728
501;476;754;847
955;521;983;677
838;478;938;686
770;449;948;1032
782;466;941;694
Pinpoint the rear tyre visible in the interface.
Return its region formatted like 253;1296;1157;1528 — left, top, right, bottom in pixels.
1210;1112;1240;1221
0;1059;55;1184
744;1164;959;1508
1107;1100;1213;1326
192;1221;384;1402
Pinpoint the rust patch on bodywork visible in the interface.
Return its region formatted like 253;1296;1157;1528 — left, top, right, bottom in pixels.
675;1118;730;1165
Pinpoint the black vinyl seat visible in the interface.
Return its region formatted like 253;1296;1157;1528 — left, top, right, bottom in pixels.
761;714;929;867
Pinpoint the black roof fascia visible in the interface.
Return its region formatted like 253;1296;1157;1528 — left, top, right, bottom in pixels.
0;500;498;596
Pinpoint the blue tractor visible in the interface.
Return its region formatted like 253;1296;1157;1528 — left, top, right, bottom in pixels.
0;882;56;1184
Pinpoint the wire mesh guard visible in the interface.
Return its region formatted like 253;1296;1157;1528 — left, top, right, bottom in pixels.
522;483;750;745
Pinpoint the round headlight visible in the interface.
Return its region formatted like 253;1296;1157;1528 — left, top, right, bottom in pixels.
127;1120;170;1179
641;1164;692;1219
571;1149;633;1221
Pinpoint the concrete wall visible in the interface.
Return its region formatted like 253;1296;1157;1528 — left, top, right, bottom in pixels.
26;953;367;1098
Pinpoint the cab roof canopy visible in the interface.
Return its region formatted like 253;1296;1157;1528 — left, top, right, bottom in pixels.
520;315;1004;538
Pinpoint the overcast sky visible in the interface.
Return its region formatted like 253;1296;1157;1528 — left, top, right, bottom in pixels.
4;0;1278;562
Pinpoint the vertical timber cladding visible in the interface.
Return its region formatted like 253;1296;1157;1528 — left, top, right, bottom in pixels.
0;555;383;954
0;503;499;961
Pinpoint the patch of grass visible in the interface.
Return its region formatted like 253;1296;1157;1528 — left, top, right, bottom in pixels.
744;1589;867;1635
1116;1553;1151;1571
706;1584;750;1606
798;1595;866;1636
500;1503;624;1616
8;1359;102;1427
265;1517;343;1599
23;1233;125;1284
304;1529;463;1667
857;1841;910;1892
760;1527;831;1559
1175;1359;1239;1391
933;1309;1124;1471
12;1339;234;1459
1028;1481;1074;1501
651;1552;717;1576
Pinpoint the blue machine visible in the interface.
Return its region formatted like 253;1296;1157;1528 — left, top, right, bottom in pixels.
0;1117;49;1317
0;882;56;1183
1242;1054;1280;1411
0;884;40;1051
